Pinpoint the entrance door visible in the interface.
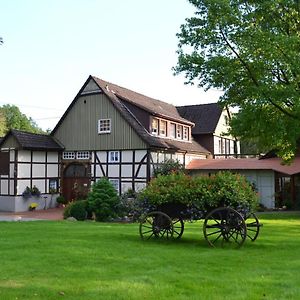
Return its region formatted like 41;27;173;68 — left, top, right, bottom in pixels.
62;163;91;201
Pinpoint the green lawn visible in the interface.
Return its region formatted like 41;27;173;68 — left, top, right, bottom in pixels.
0;212;300;300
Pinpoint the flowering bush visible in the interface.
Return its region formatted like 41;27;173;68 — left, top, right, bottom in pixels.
29;202;38;211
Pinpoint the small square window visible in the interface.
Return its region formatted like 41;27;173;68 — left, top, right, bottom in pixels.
109;151;120;163
63;152;75;160
98;119;111;134
76;151;90;160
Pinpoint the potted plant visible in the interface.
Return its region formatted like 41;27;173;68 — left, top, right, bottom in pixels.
22;186;32;199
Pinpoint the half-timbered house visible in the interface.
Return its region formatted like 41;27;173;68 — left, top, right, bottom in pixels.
0;130;63;211
51;76;210;202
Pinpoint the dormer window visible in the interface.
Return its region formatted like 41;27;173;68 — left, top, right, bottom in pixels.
151;118;158;135
160;120;167;136
183;126;189;140
177;125;183;139
170;123;176;138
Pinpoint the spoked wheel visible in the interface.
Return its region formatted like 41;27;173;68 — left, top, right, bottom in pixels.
203;207;247;248
139;211;174;240
245;212;261;241
172;217;184;239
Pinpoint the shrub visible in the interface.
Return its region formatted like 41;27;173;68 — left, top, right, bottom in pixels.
153;158;185;177
56;195;68;205
87;178;120;222
63;204;72;219
63;200;88;221
139;171;258;216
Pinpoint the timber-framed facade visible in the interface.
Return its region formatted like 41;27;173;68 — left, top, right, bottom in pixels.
0;75;211;211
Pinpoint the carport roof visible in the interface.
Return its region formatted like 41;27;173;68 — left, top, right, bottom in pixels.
187;157;300;176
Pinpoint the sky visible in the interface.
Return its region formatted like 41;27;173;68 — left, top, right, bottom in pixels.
0;0;223;131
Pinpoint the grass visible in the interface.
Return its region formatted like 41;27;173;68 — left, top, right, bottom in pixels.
0;212;300;299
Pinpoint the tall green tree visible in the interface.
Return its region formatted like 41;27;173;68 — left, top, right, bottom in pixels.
174;0;300;161
0;104;44;135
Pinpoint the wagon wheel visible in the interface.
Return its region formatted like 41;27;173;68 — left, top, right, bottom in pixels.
203;207;247;248
245;212;261;241
172;217;184;239
139;211;174;240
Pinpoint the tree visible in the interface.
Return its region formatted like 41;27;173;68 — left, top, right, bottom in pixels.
174;0;300;161
0;104;44;135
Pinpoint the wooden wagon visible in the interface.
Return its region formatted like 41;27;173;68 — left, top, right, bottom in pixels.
139;203;262;248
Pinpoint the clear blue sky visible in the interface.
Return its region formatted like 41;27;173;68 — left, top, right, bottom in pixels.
0;0;222;130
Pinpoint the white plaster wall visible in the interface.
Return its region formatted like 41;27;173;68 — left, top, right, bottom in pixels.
0;196;15;211
95;164;105;177
32;164;46;178
32;180;45;193
135;165;146;178
121;165;132;178
17;180;31;195
18;150;31;162
10;150;15;161
1;180;9;195
47;152;59;163
18;164;31;177
47;165;58;177
135;150;147;162
9;163;14;177
96;151;107;163
122;151;133;162
33;151;46;162
108;165;119;177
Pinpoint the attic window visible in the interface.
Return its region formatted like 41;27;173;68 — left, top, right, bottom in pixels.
98;119;111;134
160;120;167;136
177;125;183;139
170;123;176;138
183;126;189;140
151;118;158;135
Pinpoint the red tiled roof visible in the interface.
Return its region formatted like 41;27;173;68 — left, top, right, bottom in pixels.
187;157;300;175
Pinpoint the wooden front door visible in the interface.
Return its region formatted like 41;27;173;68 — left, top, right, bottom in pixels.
62;163;91;201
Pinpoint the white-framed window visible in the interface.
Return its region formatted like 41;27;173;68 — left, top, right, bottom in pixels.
160;120;167;136
76;151;90;160
98;119;111;134
177;125;183;139
169;123;176;138
109;179;120;193
109;151;120;162
183;126;189;141
151;118;158;135
63;152;75;159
